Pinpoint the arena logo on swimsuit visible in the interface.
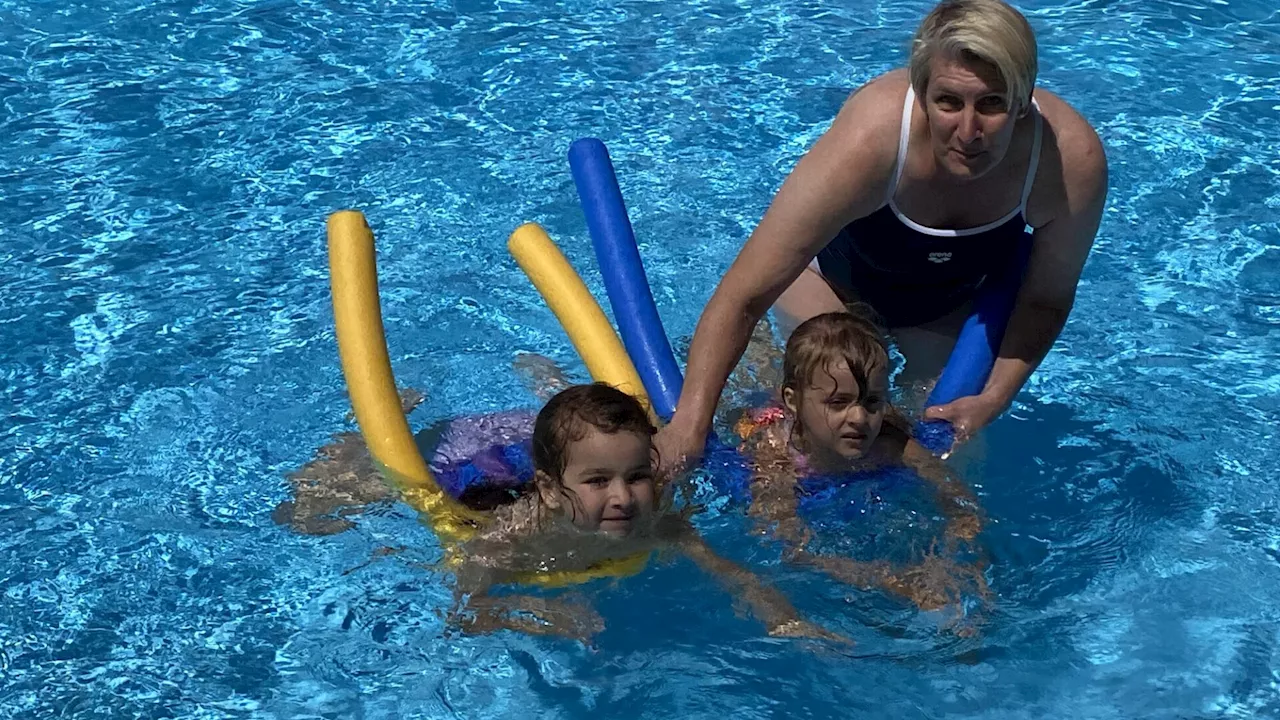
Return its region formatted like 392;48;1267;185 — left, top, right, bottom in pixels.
927;251;952;264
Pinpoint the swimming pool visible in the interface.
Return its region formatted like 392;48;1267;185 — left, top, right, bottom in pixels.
2;0;1279;715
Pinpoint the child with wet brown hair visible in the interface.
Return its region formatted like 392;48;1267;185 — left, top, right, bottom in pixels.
281;375;846;645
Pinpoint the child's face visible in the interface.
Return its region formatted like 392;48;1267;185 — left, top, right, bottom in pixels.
784;360;888;462
553;427;656;536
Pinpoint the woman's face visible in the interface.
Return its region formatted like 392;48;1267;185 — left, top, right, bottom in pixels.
922;52;1024;181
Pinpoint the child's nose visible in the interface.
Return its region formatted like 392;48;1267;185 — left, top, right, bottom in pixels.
609;479;636;507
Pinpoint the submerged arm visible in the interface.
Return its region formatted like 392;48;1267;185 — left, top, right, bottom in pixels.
901;439;983;546
669;521;848;643
746;426;812;552
447;564;605;643
451;591;605;643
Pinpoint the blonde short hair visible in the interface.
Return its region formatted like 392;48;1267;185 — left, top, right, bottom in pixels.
908;0;1038;112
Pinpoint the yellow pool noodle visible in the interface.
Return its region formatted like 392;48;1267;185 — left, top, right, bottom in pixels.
326;210;484;543
507;223;654;418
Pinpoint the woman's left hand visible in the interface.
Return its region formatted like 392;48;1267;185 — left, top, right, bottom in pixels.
922;393;1007;445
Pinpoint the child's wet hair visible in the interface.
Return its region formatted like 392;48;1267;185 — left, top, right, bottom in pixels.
783;307;891;403
531;382;657;481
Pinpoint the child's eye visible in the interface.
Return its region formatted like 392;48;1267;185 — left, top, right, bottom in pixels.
864;396;884;411
586;476;610;487
627;472;653;485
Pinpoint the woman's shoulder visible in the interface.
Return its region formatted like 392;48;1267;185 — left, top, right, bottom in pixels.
830;70;910;143
856;68;911;103
810;70;909;200
1032;88;1103;145
1026;88;1108;227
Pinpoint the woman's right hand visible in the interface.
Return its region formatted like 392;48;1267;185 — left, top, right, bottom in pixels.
653;417;706;479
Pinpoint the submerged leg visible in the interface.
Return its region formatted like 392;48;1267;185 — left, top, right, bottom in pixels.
512;352;573;403
274;388;425;535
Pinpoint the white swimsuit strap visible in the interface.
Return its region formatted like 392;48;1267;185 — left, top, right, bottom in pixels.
1018;97;1044;211
885;85;916;205
885;88;1044;236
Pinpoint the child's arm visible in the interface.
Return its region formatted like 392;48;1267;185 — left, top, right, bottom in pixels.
666;520;849;643
901;439;983;545
447;565;605;644
450;590;605;644
745;424;813;552
791;545;990;623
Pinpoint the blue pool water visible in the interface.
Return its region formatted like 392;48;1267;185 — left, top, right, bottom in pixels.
3;0;1279;716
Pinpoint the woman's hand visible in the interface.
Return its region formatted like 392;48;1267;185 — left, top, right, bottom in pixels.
653;417;706;478
922;392;1007;449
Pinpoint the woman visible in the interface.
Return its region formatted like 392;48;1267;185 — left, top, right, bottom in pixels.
659;0;1108;468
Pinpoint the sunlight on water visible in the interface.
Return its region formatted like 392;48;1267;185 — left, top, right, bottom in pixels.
1;0;1279;717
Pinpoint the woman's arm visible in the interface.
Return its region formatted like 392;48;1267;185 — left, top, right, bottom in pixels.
656;76;904;471
924;96;1108;438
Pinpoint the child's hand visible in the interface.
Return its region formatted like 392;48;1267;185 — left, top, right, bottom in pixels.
768;618;853;646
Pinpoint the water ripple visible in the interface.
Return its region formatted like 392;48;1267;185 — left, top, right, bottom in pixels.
3;0;1280;716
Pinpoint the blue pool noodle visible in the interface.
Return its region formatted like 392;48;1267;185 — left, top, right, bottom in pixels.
568;138;684;421
917;232;1034;453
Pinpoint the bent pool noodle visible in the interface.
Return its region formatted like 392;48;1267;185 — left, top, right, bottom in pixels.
506;222;656;422
568;138;684;421
326;210;485;542
917;232;1034;453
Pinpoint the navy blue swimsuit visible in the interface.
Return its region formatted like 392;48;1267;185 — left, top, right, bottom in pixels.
814;86;1042;328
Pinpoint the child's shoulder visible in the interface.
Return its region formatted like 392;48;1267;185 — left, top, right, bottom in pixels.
733;405;788;441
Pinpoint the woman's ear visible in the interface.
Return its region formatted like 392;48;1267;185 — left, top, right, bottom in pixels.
782;386;799;415
535;470;561;510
